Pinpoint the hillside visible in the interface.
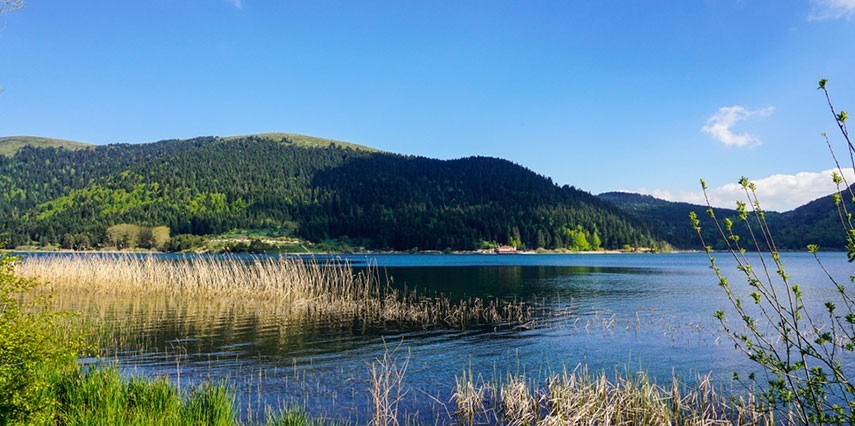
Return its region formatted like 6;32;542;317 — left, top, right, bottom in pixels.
0;136;93;156
0;133;377;156
221;133;381;152
0;135;657;251
776;187;855;251
599;191;851;250
598;192;749;249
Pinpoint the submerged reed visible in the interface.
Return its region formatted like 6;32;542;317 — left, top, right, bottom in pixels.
453;370;487;424
369;342;410;426
15;255;534;330
450;367;773;426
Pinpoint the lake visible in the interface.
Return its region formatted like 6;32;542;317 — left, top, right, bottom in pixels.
25;251;855;423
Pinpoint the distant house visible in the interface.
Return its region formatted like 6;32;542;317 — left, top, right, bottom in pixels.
495;245;518;254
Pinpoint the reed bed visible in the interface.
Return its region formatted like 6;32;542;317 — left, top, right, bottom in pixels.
16;255;534;330
447;367;773;426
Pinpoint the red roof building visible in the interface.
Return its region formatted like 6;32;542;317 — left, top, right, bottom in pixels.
495;245;518;254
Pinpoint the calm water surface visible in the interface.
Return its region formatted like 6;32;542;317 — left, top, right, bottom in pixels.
29;252;855;423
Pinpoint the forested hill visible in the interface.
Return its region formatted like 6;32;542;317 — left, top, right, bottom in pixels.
599;191;853;251
776;187;855;250
0;134;658;251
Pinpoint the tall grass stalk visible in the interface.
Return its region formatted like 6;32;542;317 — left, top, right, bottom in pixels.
369;341;409;426
452;369;487;425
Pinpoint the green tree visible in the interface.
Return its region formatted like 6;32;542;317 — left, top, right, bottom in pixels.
165;234;205;252
60;233;76;250
106;224;141;249
75;233;91;250
535;229;548;249
591;226;602;250
148;226;170;251
572;226;591;251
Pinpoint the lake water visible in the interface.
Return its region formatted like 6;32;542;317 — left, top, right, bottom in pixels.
29;251;855;423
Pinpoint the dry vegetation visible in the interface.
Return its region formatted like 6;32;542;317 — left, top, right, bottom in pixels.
447;367;773;426
16;255;535;330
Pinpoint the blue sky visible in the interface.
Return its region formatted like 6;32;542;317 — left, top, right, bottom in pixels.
1;1;854;211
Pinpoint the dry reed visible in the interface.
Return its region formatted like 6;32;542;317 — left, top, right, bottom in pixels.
369;342;410;426
453;370;487;425
15;255;534;330
450;366;774;426
500;375;538;425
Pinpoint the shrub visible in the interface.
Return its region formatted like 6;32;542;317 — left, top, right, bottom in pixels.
0;254;84;425
693;79;854;424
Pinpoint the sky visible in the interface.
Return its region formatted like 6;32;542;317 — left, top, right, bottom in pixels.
1;0;854;211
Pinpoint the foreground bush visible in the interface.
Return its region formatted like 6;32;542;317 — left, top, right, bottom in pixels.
0;254;82;425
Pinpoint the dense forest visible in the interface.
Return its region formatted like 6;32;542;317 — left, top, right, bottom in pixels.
0;135;660;251
4;135;846;252
599;191;854;251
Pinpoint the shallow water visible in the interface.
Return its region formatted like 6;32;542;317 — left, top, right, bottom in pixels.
29;251;855;423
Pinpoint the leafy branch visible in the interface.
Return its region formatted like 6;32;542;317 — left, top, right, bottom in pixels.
692;80;855;425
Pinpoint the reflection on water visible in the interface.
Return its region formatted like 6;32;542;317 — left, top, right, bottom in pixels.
38;252;854;423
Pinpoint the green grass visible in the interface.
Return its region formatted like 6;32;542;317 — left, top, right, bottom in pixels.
217;228;295;239
0;136;93;156
221;133;381;152
49;365;320;426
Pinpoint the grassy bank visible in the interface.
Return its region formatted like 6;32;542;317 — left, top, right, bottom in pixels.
47;366;282;426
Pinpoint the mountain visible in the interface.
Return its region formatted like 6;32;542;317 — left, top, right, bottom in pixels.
0;136;93;156
597;192;747;249
599;191;852;251
776;188;855;251
0;134;657;251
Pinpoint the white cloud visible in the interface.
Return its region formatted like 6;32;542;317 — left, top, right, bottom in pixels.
701;106;774;147
809;0;855;20
632;168;855;212
225;0;243;9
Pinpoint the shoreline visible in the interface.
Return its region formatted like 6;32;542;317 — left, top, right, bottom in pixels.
7;247;705;256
